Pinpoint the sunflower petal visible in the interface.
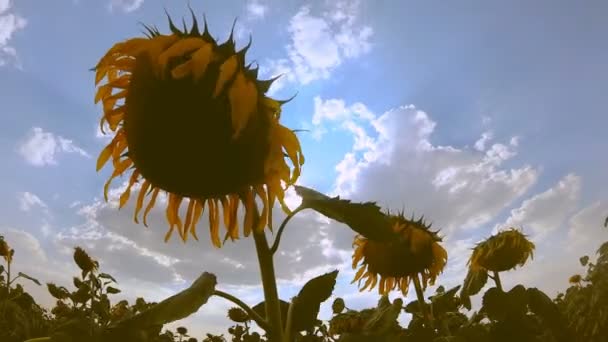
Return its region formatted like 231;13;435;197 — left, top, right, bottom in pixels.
228;71;258;139
213;55;238;98
143;188;160;227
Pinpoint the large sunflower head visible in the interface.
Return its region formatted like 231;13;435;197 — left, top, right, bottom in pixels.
94;10;304;246
351;213;448;295
468;228;535;273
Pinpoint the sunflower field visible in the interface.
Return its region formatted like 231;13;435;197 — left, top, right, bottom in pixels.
1;9;607;342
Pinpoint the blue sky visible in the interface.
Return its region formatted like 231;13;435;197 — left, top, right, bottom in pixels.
1;0;607;337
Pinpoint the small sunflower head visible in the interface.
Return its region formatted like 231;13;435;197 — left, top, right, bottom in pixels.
569;274;582;285
351;213;448;295
332;297;346;314
468;228;535;273
176;326;188;335
94;10;304;246
0;236;13;263
227;307;249;323
73;247;99;276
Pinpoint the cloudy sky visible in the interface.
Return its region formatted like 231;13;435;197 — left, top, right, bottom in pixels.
1;0;607;338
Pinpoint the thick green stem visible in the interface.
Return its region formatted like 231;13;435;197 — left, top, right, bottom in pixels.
213;290;270;331
412;275;433;325
253;230;284;342
284;296;297;342
493;271;503;292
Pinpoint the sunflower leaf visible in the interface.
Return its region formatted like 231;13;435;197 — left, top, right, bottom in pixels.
99;272;118;283
106;286;121;294
527;287;569;338
106;272;216;335
481;287;507;321
460;269;488;310
290;270;339;332
294;185;393;241
18;272;41;286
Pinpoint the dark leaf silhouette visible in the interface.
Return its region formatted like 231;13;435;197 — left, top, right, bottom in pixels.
294;185;393;241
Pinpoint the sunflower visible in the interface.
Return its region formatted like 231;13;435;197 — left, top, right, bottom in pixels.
568;274;582;285
94;11;304;246
351;214;447;295
468;228;535;273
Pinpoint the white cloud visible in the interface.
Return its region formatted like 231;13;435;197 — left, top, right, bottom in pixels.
310;99;539;258
246;0;267;19
262;0;373;94
108;0;143;13
0;0;26;67
17;127;91;166
474;131;493;151
17;191;48;212
497;174;581;238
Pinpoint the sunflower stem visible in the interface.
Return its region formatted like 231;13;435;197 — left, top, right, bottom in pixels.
270;206;305;255
253;230;284;342
493;271;503;292
284;296;297;342
412;275;433;326
213;290;270;331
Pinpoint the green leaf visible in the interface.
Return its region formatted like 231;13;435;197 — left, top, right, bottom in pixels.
107;272;216;334
430;285;461;316
291;270;339;331
527;287;569;339
252;299;290;324
18;272;41;286
460;269;488;310
364;297;403;333
99;272;118;283
294;185;394;241
47;283;70;300
481;287;507;321
106;286;121;294
580;255;589;266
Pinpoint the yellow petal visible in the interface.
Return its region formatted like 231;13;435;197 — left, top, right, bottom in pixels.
96;143;114;171
243;188;255;237
134;180;151;223
220;196;232;235
143;188;160;227
254;186;268;233
157;37;206;74
228;194;239;240
213;55;238;98
95;84;113;104
209;199;221;248
228;71;258;139
190;199;205;241
103;159;133;201
183;198;195;238
190;43;213;80
352;266;366;283
119;171;140;209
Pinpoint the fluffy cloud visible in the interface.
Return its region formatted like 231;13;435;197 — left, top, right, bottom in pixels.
497;174;581;238
108;0;144;13
261;0;373;94
246;0;267;20
0;0;26;67
17;127;90;166
312;98;538;241
17;191;47;212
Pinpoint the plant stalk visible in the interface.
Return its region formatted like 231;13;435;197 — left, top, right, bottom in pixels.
493;271;503;292
253;230;284;342
412;275;433;325
270;206;305;255
213;290;270;331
